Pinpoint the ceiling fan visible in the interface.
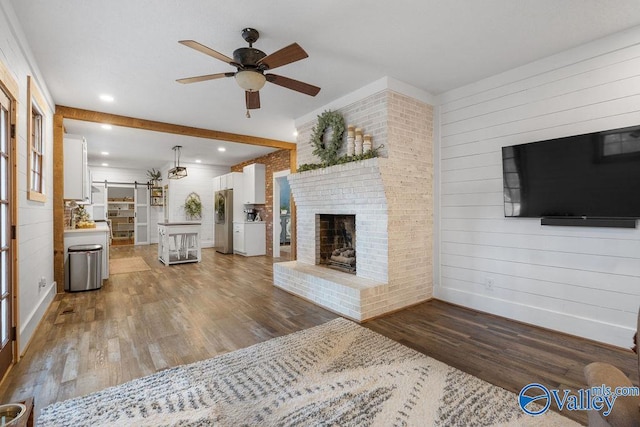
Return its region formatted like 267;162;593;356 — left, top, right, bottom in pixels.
177;28;320;115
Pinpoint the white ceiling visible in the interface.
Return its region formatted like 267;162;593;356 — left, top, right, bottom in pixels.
9;0;640;170
65;120;277;169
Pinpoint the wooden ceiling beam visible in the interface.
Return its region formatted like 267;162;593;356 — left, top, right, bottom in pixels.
55;105;297;150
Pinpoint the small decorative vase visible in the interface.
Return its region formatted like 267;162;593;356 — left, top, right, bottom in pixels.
347;126;355;156
354;128;363;156
363;134;372;153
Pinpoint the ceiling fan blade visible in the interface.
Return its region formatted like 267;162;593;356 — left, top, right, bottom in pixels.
176;72;234;84
178;40;233;64
246;91;261;109
258;43;308;70
265;74;320;96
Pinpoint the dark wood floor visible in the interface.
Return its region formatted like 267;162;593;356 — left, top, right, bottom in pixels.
0;245;635;425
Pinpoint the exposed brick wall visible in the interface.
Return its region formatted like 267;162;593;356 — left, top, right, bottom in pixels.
231;149;290;257
275;89;433;320
381;92;434;307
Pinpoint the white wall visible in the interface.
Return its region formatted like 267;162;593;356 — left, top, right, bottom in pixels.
0;3;56;354
160;162;229;247
436;26;640;348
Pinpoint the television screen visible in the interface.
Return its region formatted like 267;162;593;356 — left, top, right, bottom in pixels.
502;125;640;218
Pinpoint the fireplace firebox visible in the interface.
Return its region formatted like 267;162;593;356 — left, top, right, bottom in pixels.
316;214;356;273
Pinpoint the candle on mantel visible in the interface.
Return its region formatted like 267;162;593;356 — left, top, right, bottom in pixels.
347;125;355;156
363;134;372;153
354;128;363;155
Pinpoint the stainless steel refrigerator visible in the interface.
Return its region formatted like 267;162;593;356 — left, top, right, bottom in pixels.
215;189;233;254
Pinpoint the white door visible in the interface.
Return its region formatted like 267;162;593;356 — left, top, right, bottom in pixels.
134;185;149;245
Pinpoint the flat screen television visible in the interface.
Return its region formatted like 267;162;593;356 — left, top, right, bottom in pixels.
502;125;640;221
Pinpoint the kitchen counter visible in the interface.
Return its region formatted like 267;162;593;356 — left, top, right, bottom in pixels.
64;222;110;234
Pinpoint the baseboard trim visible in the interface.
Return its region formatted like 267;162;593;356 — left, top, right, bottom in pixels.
435;287;634;349
19;285;56;356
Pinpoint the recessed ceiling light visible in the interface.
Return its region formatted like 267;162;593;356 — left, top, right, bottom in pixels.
100;151;109;156
101;124;112;130
195;159;202;163
218;147;226;152
99;94;114;102
101;163;109;167
293;130;299;137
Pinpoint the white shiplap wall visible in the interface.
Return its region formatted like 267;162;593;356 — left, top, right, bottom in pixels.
0;3;57;354
436;26;640;348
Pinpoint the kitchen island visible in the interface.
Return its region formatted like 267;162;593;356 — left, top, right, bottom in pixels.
158;222;201;265
63;221;110;289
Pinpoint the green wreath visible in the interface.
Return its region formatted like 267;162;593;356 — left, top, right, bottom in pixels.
310;110;345;164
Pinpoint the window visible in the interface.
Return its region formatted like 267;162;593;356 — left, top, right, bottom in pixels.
27;76;48;202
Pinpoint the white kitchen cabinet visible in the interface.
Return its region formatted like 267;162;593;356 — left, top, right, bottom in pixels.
214;171;243;190
233;221;265;256
242;163;265;204
213;176;221;192
64;135;90;202
233;222;245;254
229;172;243;189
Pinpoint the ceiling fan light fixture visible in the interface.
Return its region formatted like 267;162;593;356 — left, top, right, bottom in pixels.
235;70;266;91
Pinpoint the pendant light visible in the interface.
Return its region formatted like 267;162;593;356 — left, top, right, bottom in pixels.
168;145;187;179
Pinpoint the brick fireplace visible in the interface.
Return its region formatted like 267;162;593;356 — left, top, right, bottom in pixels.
273;87;433;321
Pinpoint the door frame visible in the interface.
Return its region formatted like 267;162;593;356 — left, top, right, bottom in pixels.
0;60;20;370
272;169;290;258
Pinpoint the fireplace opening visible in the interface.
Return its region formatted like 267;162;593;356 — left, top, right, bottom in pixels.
316;214;356;274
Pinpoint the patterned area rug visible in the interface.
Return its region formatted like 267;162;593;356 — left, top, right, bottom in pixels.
109;256;151;275
38;318;578;426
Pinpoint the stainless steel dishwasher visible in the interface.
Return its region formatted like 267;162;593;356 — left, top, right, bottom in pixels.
67;244;103;292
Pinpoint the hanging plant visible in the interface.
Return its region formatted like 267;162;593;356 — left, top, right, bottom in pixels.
310;110;345;165
184;192;202;220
